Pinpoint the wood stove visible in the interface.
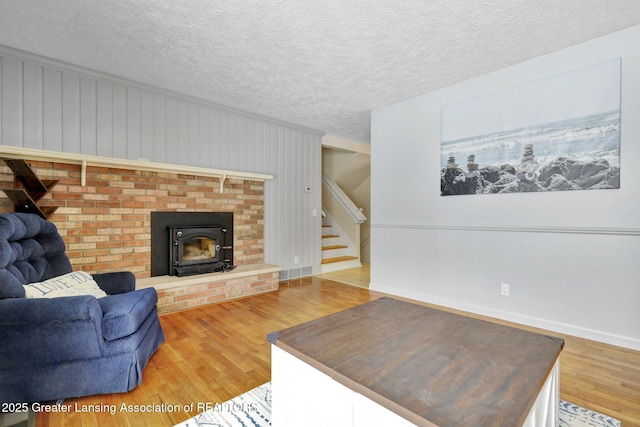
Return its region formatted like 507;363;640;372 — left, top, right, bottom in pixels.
151;212;234;277
169;225;233;276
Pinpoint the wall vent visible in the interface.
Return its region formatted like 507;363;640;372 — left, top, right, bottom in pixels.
279;266;312;280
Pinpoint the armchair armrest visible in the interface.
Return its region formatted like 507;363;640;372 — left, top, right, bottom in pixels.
0;295;102;325
0;296;104;368
92;271;136;295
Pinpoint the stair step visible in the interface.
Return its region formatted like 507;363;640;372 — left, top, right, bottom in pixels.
322;224;332;228
322;245;348;251
322;235;339;239
322;256;359;265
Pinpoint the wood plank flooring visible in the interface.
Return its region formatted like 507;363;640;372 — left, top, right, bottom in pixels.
315;262;370;288
34;274;640;427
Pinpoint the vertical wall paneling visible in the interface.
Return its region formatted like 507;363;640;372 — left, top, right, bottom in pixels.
152;95;166;164
126;87;141;160
228;113;239;170
314;134;322;271
111;85;127;158
302;135;310;270
96;81;113;157
273;129;282;265
139;92;154;161
270;123;280;266
209;109;220;167
251;120;262;175
177;100;189;165
61;71;80;153
43;68;63;152
1;56;22;145
305;134;316;271
261;122;274;263
285;128;294;266
245;118;255;172
185;103;200;165
199;106;210;168
238;116;248;171
165;97;178;163
23;62;43;149
80;76;97;155
219;110;230;168
188;103;199;167
292;130;301;268
286;129;295;267
266;124;280;265
0;47;324;273
299;133;307;268
276;129;285;266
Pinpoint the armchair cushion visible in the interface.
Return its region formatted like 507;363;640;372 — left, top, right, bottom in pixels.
23;271;107;299
99;288;158;341
93;271;136;295
0;268;26;298
0;213;72;299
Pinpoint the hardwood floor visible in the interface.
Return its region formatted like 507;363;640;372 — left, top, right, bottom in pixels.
34;277;376;427
315;262;371;288
34;273;640;426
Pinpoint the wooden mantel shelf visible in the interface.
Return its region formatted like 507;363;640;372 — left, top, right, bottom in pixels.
0;146;274;193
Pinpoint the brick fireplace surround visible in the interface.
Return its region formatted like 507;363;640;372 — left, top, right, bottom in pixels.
0;160;280;313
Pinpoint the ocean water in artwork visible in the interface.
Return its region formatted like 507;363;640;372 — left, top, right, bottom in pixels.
440;110;620;171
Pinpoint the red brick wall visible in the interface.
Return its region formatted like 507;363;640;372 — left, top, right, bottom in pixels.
0;160;264;278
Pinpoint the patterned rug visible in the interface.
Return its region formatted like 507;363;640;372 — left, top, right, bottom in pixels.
174;382;620;427
174;383;271;427
559;400;621;427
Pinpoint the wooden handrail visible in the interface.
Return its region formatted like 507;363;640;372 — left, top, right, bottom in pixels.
322;174;366;224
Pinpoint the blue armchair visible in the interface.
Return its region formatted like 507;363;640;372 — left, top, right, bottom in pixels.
0;213;164;404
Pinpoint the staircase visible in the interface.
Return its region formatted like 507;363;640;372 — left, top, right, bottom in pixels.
321;220;361;272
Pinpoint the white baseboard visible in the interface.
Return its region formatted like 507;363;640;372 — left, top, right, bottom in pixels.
370;282;640;352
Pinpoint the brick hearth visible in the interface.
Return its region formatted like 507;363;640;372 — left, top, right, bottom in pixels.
138;264;280;313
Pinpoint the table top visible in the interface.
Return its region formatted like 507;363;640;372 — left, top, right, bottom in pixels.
269;297;564;427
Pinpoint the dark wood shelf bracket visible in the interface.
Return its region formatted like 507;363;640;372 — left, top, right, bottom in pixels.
1;158;59;219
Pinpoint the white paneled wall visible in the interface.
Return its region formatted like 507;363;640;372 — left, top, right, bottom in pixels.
0;46;323;274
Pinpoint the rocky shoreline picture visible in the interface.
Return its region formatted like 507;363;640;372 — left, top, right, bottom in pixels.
440;59;620;196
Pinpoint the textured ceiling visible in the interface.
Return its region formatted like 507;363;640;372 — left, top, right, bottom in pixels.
1;1;640;144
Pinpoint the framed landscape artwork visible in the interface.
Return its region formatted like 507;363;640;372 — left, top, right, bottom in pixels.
440;58;621;196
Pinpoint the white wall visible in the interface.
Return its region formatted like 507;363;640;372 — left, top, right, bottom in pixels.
0;45;323;275
371;25;640;350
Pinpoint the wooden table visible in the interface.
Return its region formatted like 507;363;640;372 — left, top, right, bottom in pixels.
269;297;564;427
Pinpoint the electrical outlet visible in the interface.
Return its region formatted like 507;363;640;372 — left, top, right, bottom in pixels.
501;283;510;296
293;256;299;265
